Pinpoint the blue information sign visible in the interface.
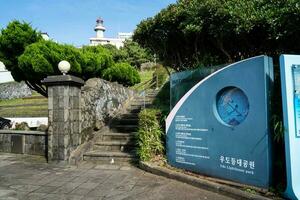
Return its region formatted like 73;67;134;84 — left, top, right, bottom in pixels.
292;66;300;138
166;56;273;188
280;55;300;199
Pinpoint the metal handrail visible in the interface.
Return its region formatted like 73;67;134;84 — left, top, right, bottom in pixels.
139;76;159;109
135;79;152;91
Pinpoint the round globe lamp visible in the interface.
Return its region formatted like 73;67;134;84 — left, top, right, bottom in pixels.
58;60;71;75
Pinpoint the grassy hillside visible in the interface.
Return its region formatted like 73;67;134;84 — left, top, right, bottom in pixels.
0;94;48;117
0;70;155;118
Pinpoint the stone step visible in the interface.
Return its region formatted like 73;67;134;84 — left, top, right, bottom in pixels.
83;151;137;165
130;101;153;105
127;108;142;114
132;98;154;102
93;141;136;152
130;104;152;110
135;95;156;99
134;98;155;102
110;118;138;125
101;132;136;141
144;90;158;95
119;113;139;119
110;124;139;132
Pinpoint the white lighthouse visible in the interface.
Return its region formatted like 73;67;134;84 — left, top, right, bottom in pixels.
94;18;106;38
89;17;133;49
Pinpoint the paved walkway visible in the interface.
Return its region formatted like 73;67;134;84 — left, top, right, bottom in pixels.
0;153;235;200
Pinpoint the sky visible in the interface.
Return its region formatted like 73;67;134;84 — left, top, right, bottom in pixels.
0;0;176;46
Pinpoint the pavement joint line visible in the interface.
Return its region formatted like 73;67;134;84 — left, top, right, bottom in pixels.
139;161;278;200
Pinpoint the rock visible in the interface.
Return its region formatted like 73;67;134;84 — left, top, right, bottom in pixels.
81;78;136;143
0;81;32;99
37;124;48;132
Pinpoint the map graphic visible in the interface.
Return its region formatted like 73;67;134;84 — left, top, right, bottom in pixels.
216;87;249;126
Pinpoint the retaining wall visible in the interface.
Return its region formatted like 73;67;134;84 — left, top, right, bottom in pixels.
0;130;47;156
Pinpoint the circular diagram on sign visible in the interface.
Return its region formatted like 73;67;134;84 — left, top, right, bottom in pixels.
216;87;249;126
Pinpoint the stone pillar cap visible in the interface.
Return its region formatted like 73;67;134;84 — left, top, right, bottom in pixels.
42;75;84;87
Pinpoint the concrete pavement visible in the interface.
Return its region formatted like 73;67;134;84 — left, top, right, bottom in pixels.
0;153;235;200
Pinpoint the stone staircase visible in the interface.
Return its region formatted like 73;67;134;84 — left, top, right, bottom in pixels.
83;90;157;165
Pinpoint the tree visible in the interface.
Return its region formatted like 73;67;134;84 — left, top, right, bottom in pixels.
0;20;43;93
80;45;114;79
102;44;128;64
18;40;83;96
103;40;153;68
0;20;140;97
121;40;152;68
133;0;300;71
18;41;115;96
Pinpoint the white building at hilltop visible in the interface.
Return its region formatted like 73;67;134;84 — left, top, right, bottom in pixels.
90;18;132;49
0;62;14;83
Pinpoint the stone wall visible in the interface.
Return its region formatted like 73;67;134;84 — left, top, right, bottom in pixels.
81;78;136;142
0;130;46;156
0;81;32;99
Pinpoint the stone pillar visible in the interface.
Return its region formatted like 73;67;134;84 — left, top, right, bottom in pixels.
42;75;84;162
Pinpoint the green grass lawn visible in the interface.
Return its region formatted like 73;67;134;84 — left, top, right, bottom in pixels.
131;69;155;91
0;69;157;117
0;97;47;107
0;95;48;117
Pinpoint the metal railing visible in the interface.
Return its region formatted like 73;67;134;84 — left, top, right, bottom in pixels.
135;76;158;109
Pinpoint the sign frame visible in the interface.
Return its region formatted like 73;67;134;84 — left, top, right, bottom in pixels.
280;55;300;199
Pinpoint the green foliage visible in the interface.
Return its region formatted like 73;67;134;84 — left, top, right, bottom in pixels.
0;20;143;96
130;69;155;91
137;109;164;161
102;44;127;63
102;62;141;86
153;81;171;129
18;40;83;80
0;20;42;81
103;40;152;68
134;0;300;70
272;115;284;143
122;40;152;68
152;64;169;88
17;41;117;95
80;45;114;79
15;122;30;130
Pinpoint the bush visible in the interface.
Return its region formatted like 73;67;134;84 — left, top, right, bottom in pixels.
136;109;164;161
102;62;141;86
103;40;153;68
80;45;114;79
153;81;170;127
15;122;30;130
18;40;83;80
152;64;168;88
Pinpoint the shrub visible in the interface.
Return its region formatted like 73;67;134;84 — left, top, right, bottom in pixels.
153;81;170;128
152;64;168;88
15;122;30;130
136;109;164;161
102;62;141;86
103;41;152;68
80;45;114;79
18;40;83;79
